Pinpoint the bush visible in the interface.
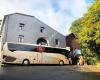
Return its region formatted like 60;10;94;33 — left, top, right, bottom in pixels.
86;58;96;65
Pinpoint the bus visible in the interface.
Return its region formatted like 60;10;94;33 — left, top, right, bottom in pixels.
1;42;70;66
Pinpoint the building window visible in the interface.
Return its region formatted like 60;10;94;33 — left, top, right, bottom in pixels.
19;23;25;30
40;27;45;33
18;35;24;42
55;39;60;46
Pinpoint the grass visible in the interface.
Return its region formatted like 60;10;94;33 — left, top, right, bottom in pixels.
78;65;100;72
96;62;100;67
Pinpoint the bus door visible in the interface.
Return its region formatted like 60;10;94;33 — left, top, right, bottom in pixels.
32;52;38;64
36;46;45;64
36;52;44;64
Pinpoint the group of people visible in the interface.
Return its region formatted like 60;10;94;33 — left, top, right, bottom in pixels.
68;48;84;65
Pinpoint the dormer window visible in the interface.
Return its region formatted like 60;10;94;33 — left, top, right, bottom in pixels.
19;23;25;30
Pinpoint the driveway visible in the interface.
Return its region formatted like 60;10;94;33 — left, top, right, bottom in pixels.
0;65;100;80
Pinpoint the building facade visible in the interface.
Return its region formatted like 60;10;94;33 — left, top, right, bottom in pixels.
1;13;66;48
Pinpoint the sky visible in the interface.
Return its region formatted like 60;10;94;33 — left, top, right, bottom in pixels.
0;0;94;35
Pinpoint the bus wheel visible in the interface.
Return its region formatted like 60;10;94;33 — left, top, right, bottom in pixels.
59;60;64;66
22;59;30;66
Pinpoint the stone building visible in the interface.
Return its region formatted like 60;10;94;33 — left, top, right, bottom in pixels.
1;13;66;48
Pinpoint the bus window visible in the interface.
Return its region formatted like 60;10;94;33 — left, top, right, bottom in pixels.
8;43;37;52
44;47;69;56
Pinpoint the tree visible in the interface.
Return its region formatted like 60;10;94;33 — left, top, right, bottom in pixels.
70;0;100;62
70;18;83;36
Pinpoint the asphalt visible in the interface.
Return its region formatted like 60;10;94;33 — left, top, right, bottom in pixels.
0;65;100;80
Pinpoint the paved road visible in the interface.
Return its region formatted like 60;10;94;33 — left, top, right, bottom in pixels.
0;65;100;80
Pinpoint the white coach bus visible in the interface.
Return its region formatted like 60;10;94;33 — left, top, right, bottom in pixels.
1;42;69;66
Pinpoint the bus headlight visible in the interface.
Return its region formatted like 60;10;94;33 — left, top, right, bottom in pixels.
3;55;16;62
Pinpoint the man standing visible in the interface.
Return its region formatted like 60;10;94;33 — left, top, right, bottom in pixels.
74;49;84;65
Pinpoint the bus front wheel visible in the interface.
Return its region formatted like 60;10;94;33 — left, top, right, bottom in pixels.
59;60;64;66
22;59;30;66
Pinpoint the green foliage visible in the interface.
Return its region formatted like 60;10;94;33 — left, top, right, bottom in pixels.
70;0;100;63
70;18;83;36
86;57;96;65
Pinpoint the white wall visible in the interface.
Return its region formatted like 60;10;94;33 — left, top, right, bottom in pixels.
2;13;66;48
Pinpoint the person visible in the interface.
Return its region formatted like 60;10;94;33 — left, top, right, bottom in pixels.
74;48;82;65
78;56;84;65
74;48;81;57
69;57;72;65
69;51;76;65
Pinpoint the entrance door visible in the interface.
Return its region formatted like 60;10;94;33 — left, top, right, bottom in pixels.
37;37;48;45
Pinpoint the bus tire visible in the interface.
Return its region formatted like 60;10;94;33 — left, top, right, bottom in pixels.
59;60;64;66
22;59;30;66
